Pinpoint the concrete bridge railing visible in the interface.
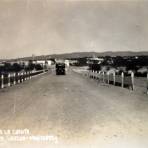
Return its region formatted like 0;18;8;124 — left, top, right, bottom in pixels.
0;69;48;89
80;70;148;94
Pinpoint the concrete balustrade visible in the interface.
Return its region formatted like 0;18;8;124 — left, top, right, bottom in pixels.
83;70;144;93
0;69;48;90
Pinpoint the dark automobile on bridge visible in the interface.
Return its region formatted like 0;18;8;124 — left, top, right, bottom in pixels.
55;63;66;75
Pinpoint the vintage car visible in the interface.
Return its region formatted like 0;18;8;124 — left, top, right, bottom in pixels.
55;63;66;75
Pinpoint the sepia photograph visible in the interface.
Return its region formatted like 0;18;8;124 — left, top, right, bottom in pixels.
0;0;148;147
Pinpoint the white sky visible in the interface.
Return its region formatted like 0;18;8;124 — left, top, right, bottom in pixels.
0;0;148;58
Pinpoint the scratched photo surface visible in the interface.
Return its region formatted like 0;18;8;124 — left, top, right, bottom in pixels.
0;0;148;148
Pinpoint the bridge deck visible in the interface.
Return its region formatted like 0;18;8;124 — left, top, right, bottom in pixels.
0;69;148;147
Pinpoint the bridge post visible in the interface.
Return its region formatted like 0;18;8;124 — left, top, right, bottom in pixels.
92;70;94;79
131;72;134;91
98;71;101;81
88;70;90;78
121;72;124;88
29;71;31;79
93;71;95;79
1;74;4;89
24;72;26;81
107;72;109;84
25;72;27;80
26;72;27;80
30;71;32;79
146;73;148;94
28;71;30;80
26;72;28;80
96;71;98;80
13;73;16;85
90;70;92;78
28;71;30;79
95;71;98;80
97;71;99;80
85;71;87;77
21;72;24;82
18;73;20;83
91;70;93;79
113;72;116;85
103;71;105;83
8;73;11;87
93;70;95;79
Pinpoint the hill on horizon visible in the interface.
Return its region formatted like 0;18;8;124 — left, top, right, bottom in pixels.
48;51;148;59
1;51;148;61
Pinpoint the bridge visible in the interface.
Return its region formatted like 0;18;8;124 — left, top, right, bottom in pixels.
0;67;148;147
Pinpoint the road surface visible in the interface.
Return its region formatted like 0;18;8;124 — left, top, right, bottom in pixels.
0;68;148;148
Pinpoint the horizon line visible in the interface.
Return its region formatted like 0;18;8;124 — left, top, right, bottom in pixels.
1;50;148;60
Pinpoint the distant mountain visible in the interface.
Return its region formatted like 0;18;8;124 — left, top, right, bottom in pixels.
1;51;148;61
47;51;148;59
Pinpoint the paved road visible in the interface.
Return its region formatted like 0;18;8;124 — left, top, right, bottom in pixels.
0;68;148;148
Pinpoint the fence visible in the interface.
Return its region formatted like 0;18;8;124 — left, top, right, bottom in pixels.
81;70;148;94
0;69;48;89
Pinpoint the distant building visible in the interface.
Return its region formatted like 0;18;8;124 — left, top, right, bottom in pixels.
22;61;29;66
45;60;52;66
32;59;53;68
68;60;78;66
65;60;70;67
33;60;45;65
87;57;104;65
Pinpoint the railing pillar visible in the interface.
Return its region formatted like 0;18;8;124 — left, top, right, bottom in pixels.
146;73;148;94
96;71;98;80
95;71;98;79
88;70;90;78
21;72;24;82
30;71;32;79
1;75;4;89
103;71;105;83
26;72;28;80
121;72;124;88
18;73;20;83
25;72;27;80
107;72;109;84
93;70;95;79
113;72;116;85
13;73;16;85
90;70;92;78
28;71;30;79
24;72;26;81
92;70;94;79
27;71;30;80
8;73;11;87
131;72;134;91
98;71;101;81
